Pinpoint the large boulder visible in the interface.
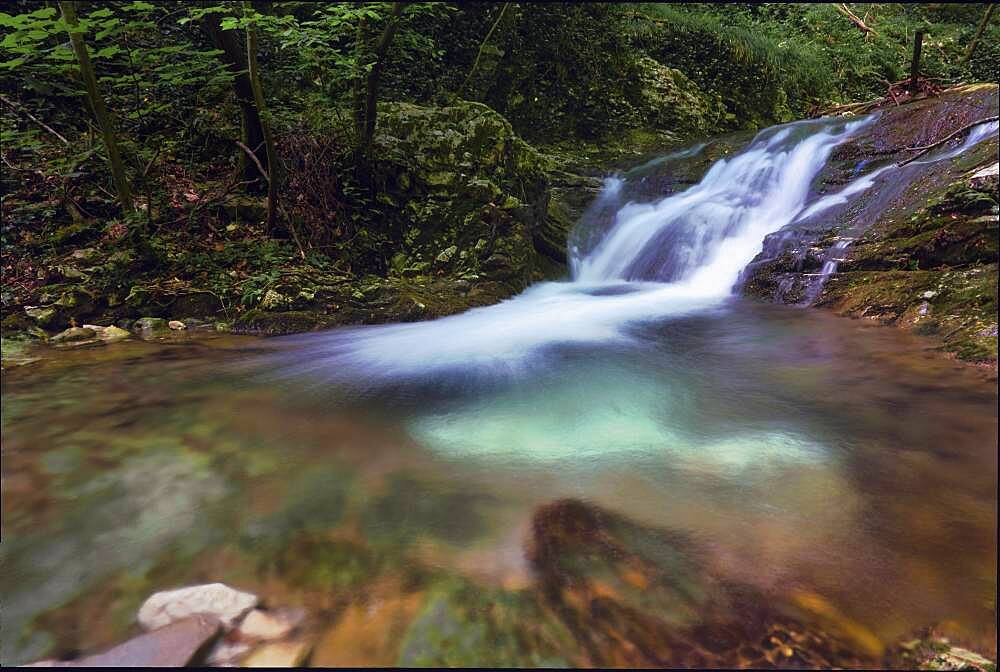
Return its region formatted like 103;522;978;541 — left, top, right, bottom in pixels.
635;56;727;136
372;101;556;294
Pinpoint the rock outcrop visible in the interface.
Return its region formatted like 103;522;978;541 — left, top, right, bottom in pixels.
741;83;999;366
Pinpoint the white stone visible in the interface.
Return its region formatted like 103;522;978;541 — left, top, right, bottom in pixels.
970;162;998;180
168;320;186;330
237;609;303;642
921;290;937;299
138;583;258;631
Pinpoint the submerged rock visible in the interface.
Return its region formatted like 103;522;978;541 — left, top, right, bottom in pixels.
0;337;41;368
133;317;169;334
137;583;258;631
526;498;875;668
50;326;96;343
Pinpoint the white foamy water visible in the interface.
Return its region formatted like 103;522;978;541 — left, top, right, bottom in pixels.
268;114;997;381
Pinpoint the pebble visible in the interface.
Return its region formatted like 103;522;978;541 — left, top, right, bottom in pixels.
168;320;186;330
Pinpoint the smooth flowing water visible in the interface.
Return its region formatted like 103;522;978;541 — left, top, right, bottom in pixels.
2;116;997;667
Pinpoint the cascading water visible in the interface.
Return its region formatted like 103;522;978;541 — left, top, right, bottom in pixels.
787;117;1000;302
263;115;996;383
572;117;872;285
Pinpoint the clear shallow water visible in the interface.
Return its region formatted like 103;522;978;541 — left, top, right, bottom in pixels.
2;305;997;665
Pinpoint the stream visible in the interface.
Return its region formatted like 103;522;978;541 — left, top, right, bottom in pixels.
2;114;997;666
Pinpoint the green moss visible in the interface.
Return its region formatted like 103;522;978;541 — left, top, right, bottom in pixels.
397;579;574;668
232;309;331;336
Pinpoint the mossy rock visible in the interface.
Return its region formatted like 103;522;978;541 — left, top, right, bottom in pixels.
372;101;555;289
4;311;41;335
397;578;575;668
232;309;332;336
635;56;726;136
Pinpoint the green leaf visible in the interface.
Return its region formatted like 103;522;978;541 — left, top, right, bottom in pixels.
0;12;24;28
93;45;122;58
27;7;57;19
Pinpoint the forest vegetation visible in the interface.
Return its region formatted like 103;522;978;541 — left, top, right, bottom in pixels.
1;2;997;344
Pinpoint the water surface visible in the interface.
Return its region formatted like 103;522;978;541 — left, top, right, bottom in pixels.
2;304;996;665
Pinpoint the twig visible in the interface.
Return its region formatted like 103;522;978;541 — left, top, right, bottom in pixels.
961;4;995;64
235;140;269;182
898;116;999;166
461;2;510;95
833;3;878;35
277;203;307;260
812;97;881;117
0;94;70;145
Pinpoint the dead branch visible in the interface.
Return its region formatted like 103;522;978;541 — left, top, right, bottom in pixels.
235;140;270;183
898;116;999;166
833;3;878;35
812;97;882;118
461;2;511;94
961;3;996;64
0;94;70;145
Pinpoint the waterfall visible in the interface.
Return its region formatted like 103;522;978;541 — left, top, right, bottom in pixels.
573;116;873;288
262;115;997;381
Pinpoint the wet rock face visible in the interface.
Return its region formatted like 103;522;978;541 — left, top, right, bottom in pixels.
740;84;999;365
815;181;998;363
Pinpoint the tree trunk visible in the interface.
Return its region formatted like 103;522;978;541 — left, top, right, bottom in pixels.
352;17;369;146
203;12;267;192
58;1;133;213
961;4;995;64
362;2;405;155
909;30;924;91
244;3;278;234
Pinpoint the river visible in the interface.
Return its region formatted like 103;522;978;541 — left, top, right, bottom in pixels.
2;113;997;667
